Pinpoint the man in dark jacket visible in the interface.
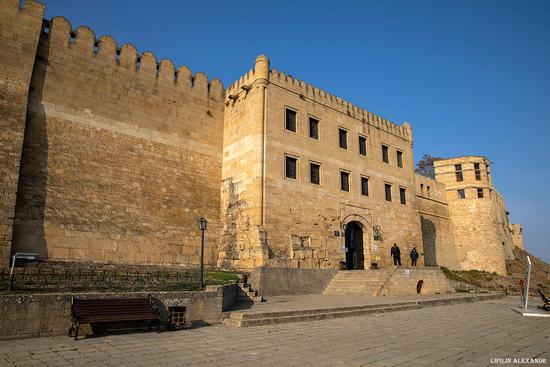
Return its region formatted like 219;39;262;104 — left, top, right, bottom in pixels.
391;243;401;266
410;247;419;266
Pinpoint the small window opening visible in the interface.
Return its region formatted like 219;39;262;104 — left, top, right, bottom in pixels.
359;136;367;156
361;177;369;196
285;156;297;180
397;150;403;168
455;164;463;182
309;117;319;140
382;145;389;163
420;183;424;196
400;187;407;205
457;189;465;199
340;171;350;192
474;163;481;181
339;129;348;149
427;186;431;197
385;183;392;202
310;163;320;185
477;188;484;198
285;108;297;132
42;20;50;34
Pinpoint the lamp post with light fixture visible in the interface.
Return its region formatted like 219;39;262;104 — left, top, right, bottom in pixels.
198;218;207;290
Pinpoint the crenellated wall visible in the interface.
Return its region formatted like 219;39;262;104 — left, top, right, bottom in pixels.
11;14;225;267
0;0;45;268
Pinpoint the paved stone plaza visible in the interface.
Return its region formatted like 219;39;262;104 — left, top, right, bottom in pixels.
1;297;549;367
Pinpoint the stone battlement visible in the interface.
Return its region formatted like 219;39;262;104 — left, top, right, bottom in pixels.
44;15;224;101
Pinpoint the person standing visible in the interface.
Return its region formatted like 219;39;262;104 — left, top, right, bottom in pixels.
391;243;401;266
410;247;419;266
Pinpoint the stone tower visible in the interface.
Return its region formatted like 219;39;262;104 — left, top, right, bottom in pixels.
434;156;512;275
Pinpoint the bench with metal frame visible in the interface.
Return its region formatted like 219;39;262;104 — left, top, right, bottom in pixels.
538;289;550;311
69;297;160;340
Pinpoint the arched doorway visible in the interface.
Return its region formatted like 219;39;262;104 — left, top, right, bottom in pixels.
421;217;437;266
344;221;364;270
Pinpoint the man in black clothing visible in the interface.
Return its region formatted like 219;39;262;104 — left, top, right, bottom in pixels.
391;243;402;266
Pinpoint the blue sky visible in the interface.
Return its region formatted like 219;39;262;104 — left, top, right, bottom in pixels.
41;0;550;262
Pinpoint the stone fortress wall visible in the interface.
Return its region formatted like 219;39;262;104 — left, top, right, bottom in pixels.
0;0;525;275
2;0;225;267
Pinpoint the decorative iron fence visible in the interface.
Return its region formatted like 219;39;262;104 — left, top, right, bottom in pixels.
0;265;202;293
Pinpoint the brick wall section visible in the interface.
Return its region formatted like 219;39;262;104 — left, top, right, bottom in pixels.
0;0;45;268
0;284;235;340
12;16;225;266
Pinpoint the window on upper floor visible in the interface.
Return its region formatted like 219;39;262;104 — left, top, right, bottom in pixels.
285;155;297;179
310;162;321;185
457;189;465;199
382;145;389;163
427;185;431;197
420;183;424;196
477;188;484;198
309;117;319;140
339;128;348;149
396;150;403;168
359;136;367;156
400;187;407;205
474;163;481;181
455;164;463;182
285;108;297;132
361;177;369;196
385;183;392;202
340;171;350;192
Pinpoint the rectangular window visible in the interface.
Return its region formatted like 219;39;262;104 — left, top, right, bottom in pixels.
455;164;463;182
385;183;392;202
427;186;430;197
457;189;465;199
310;162;320;185
477;188;484;198
361;177;369;196
474;163;481;181
285;155;297;179
309;117;319;140
382;145;389;163
340;171;350;192
396;150;403;168
420;183;424;195
285;108;297;132
400;187;407;205
339;128;348;149
359;136;367;156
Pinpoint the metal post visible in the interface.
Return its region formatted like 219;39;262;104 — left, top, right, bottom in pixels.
200;228;205;290
8;255;16;292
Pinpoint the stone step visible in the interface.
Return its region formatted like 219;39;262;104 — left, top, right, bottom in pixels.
222;293;505;328
223;304;422;327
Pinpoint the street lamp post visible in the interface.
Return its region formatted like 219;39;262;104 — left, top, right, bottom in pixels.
198;218;207;290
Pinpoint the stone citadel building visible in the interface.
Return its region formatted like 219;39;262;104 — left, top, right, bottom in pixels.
1;1;523;275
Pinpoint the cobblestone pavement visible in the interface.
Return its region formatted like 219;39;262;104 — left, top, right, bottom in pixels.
1;297;549;367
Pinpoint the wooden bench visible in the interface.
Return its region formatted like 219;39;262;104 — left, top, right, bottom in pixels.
538;289;550;311
69;297;161;340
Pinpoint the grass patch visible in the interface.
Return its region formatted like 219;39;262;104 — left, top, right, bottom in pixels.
205;271;239;285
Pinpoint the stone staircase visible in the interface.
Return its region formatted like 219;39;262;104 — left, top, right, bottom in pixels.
322;270;392;296
236;279;264;303
323;267;454;296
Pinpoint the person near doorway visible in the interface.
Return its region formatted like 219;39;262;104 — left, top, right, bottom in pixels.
391;243;401;266
410;247;419;266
